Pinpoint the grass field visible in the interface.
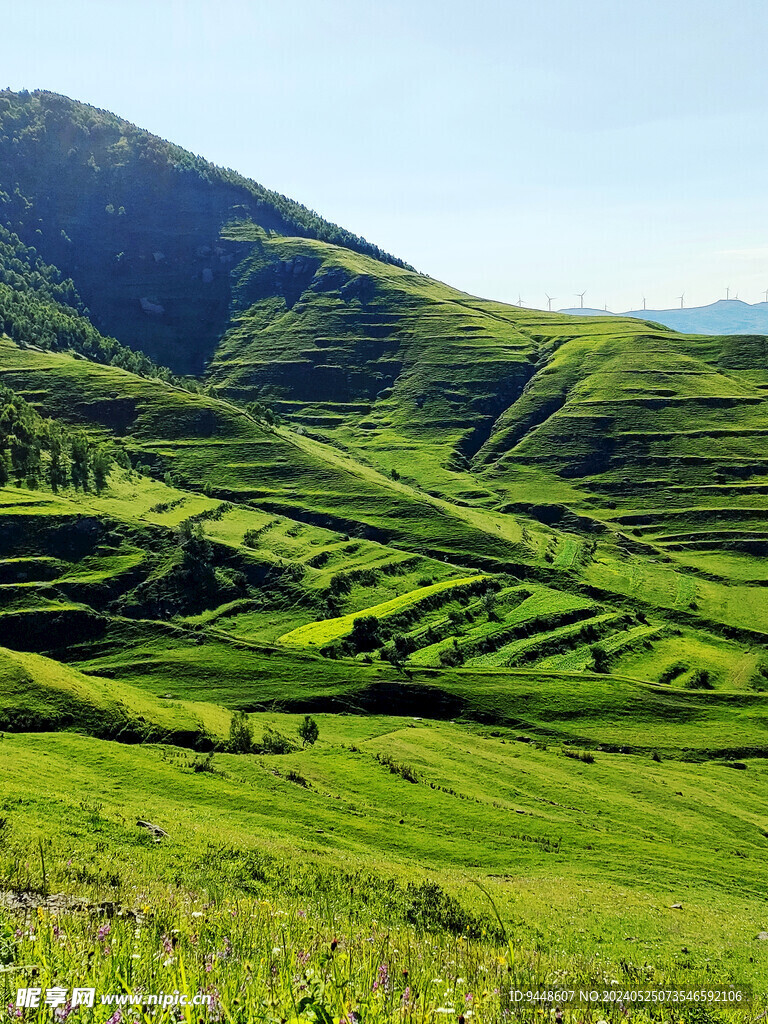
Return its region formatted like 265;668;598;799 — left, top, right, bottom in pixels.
2;715;768;1022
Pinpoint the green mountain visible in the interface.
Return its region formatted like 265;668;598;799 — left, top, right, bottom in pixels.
0;89;410;373
1;89;768;1018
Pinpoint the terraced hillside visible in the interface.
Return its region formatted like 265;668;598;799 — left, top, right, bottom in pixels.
0;332;764;702
3;89;768;1018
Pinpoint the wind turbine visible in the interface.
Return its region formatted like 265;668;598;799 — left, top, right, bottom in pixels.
517;295;524;307
763;287;768;303
677;293;685;309
575;290;587;309
642;296;647;310
726;286;730;300
546;294;556;312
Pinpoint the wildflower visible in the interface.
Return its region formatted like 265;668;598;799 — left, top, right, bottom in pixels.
54;1001;74;1021
162;934;174;956
106;1012;122;1024
377;963;389;989
97;923;111;942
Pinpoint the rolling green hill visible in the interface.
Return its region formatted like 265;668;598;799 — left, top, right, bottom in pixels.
1;89;767;1021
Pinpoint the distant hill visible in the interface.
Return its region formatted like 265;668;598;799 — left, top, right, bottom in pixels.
559;298;768;335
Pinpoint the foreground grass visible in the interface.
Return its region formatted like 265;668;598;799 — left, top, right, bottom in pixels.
1;723;768;1020
1;880;759;1023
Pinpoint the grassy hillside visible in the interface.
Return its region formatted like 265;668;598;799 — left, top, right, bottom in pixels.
0;643;227;742
1;90;767;1020
2;722;767;1021
2;334;763;699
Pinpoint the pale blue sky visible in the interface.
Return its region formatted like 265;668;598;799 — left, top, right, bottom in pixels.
4;0;768;311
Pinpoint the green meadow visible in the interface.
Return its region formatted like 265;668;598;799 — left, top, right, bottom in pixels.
0;89;767;1021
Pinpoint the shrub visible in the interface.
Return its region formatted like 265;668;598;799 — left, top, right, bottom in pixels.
214;566;248;599
749;663;768;691
376;752;419;783
381;633;417;665
590;643;609;673
328;571;352;596
297;715;319;747
229;711;254;753
438;641;464;667
563;747;595;764
349;615;381;652
481;591;500;621
193;752;216;773
260;727;296;754
687;668;713;690
404;881;496;938
659;661;689;685
447;608;465;627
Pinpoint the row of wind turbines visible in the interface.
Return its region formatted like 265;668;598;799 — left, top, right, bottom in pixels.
519;287;768;313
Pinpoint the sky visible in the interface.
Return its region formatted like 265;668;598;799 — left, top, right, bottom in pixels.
3;0;768;312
